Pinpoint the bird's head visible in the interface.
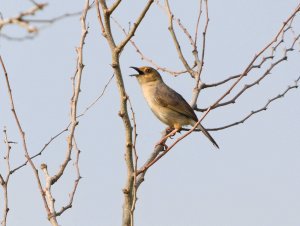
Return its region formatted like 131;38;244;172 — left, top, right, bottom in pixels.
130;66;162;84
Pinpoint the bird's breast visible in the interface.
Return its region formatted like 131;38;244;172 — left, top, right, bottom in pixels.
141;83;158;109
140;82;191;127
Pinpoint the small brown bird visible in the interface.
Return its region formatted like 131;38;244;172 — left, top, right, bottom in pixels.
130;66;219;148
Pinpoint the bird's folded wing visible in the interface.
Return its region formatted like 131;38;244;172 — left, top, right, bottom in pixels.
154;84;198;122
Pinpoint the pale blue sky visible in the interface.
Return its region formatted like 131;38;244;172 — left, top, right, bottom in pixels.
0;1;300;226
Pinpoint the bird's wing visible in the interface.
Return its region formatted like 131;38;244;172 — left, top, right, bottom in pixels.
154;83;198;122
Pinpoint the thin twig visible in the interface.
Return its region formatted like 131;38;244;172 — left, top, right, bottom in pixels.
165;0;194;77
207;76;300;131
0;3;47;33
215;56;288;109
41;1;89;224
190;0;209;108
10;127;69;174
0;55;52;222
117;0;154;52
77;73;114;117
128;97;138;226
194;0;203;49
0;33;35;41
201;31;296;90
56;138;81;216
24;11;82;24
95;0;105;35
196;0;209;81
197;33;300;112
50;0;89;186
1;128;13;226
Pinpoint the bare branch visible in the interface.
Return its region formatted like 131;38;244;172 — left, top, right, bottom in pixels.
165;0;194;76
176;18;195;47
215;56;288;109
10;127;69;174
97;1;154;225
56;138;81;216
0;3;47;33
197;33;300;112
24;11;82;24
77;73;114;117
194;0;203;48
201;28;298;90
127;97;138;226
51;0;89;186
117;0;154;52
0;175;3;187
0;33;35;41
190;0;209;108
156;0;196;49
40;163;57;224
0;5;91;41
196;0;209;80
95;0;105;35
41;1;89;224
202;56;274;90
108;0;122;15
207;75;300;131
0;55;52;222
1;128;13;226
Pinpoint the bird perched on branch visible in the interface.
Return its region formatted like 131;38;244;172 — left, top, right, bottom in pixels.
130;66;219;149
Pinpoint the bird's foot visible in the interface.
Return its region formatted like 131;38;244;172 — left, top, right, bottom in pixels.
155;128;179;148
165;127;174;134
166;128;176;139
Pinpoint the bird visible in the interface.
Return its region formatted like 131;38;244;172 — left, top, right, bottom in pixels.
130;66;219;149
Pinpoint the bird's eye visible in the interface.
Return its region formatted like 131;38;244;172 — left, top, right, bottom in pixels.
145;68;151;73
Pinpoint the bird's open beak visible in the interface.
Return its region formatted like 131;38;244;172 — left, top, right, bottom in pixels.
129;66;144;77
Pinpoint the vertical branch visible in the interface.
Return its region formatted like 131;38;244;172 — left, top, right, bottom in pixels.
98;1;134;224
95;1;105;35
96;1;154;225
194;0;203;49
41;1;89;224
165;0;194;76
51;0;89;185
197;0;209;80
1;128;13;226
128;98;138;226
190;0;209;108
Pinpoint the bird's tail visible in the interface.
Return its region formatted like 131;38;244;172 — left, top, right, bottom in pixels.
196;123;219;149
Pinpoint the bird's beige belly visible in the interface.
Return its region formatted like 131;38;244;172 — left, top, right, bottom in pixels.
148;99;192;128
141;84;193;128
